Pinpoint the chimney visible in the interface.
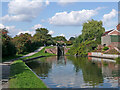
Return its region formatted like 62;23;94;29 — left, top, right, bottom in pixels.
117;24;120;31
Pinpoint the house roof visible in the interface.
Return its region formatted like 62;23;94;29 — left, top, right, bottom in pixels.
108;29;120;35
102;29;120;36
102;29;114;36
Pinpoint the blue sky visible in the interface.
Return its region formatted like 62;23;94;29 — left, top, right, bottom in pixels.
0;0;118;40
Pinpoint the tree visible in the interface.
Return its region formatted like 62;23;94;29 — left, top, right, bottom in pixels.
1;28;16;58
36;28;48;35
82;19;105;43
68;20;105;56
33;28;54;46
12;33;32;54
65;41;72;46
69;37;75;41
53;36;67;41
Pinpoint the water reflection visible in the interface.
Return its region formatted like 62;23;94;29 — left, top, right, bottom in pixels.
27;59;52;79
26;56;119;88
67;56;104;87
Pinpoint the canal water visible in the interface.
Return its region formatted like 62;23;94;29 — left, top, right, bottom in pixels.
26;56;119;88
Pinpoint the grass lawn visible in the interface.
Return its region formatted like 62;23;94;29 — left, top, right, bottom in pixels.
22;46;56;60
9;60;48;88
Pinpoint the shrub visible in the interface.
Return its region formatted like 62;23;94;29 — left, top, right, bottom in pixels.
68;40;97;56
103;46;109;51
115;57;120;64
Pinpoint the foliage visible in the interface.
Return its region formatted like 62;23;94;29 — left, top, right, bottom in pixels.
102;46;109;51
9;60;47;88
82;19;105;43
33;28;55;46
115;57;120;64
68;20;105;56
12;33;33;54
1;28;16;58
53;36;67;42
2;27;57;62
69;37;75;44
65;41;72;46
68;40;97;56
36;28;48;35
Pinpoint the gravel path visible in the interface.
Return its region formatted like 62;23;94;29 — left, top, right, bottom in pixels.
0;46;44;89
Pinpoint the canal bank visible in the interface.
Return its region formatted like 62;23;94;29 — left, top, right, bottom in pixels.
88;52;120;59
9;60;48;88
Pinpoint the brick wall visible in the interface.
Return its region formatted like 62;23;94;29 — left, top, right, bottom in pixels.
101;35;111;46
64;47;70;54
45;47;57;54
109;42;120;49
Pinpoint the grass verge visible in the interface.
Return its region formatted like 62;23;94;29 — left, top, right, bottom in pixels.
9;60;47;88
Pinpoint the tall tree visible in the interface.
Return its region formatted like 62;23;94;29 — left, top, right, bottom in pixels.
33;28;54;46
82;19;105;43
13;33;32;54
69;37;75;41
36;28;48;35
53;36;67;41
1;28;16;57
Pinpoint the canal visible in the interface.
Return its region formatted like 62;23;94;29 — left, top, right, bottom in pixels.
26;56;119;88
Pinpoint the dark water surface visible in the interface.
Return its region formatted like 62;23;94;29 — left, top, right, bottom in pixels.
26;56;119;88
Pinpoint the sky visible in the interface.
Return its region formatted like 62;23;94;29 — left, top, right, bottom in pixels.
0;0;119;40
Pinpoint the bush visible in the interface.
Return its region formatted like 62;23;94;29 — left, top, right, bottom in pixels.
115;57;120;64
68;40;97;56
103;46;109;51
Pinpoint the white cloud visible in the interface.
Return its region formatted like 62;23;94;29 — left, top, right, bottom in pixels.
49;8;98;26
0;24;36;37
1;0;45;23
102;9;117;23
32;24;43;30
0;24;16;31
0;24;5;28
102;9;118;29
17;30;35;36
0;24;21;37
45;0;50;5
58;0;78;5
48;30;54;35
1;14;34;23
60;34;65;37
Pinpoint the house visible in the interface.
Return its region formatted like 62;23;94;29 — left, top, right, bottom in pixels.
101;24;120;49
